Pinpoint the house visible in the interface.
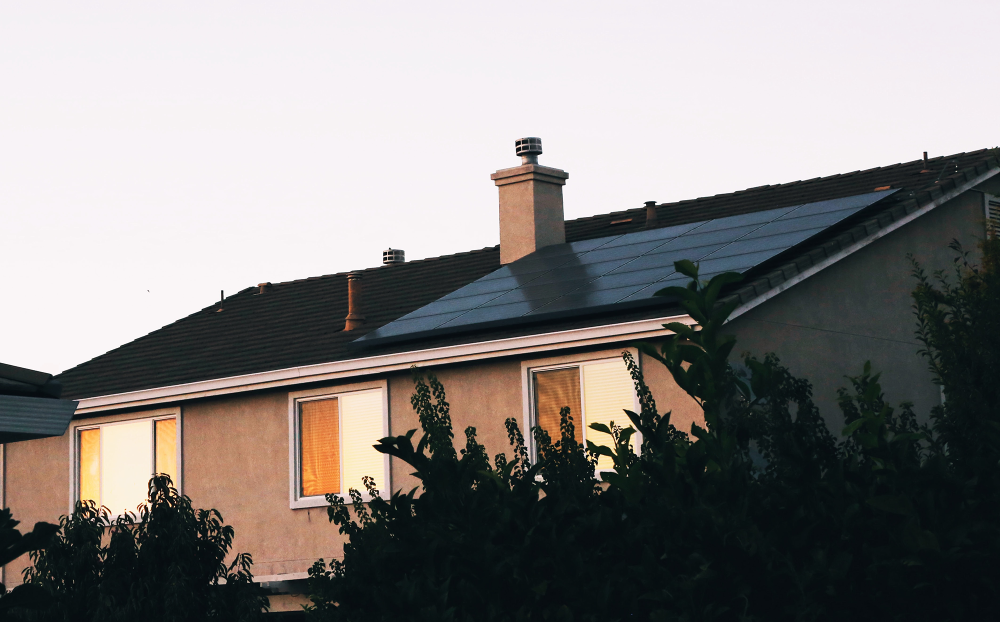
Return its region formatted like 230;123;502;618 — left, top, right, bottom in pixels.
4;140;998;614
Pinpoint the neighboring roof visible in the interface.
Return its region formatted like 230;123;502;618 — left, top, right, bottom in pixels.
56;148;1000;400
0;362;76;443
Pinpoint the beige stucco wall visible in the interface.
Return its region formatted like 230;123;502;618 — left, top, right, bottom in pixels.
2;342;700;591
727;190;989;425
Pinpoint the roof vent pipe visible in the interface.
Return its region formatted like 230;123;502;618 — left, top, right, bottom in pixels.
383;248;405;264
644;201;658;229
344;272;366;331
515;137;543;165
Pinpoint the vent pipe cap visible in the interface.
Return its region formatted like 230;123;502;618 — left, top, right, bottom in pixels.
383;248;405;265
515;137;542;165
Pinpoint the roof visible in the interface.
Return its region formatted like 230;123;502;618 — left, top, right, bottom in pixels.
360;190;897;345
0;362;76;443
56;148;1000;400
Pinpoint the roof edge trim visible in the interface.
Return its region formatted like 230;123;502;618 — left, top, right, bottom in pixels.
74;313;695;414
728;164;1000;321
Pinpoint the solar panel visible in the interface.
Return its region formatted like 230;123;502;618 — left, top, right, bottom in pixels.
357;189;897;344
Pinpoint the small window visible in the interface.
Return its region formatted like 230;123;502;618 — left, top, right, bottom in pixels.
76;416;178;516
530;358;638;469
291;388;387;507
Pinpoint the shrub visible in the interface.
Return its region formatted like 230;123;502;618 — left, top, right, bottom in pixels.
306;247;1000;621
18;475;268;622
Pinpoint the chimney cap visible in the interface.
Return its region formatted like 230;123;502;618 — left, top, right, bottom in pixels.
515;137;542;164
383;248;405;265
515;137;542;157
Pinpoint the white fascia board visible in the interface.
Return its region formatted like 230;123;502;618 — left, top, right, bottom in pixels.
75;314;693;414
729;167;1000;321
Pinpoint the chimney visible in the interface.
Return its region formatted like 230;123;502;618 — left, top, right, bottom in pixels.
491;137;569;264
644;201;658;229
344;272;366;331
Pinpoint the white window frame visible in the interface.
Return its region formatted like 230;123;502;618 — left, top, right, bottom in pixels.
521;348;641;468
288;379;390;509
67;407;182;516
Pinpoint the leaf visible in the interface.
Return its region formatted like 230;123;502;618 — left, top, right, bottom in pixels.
842;419;865;437
866;495;915;516
0;583;51;611
674;259;700;279
588;422;612;437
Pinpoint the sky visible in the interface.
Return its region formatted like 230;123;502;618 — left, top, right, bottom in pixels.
2;0;998;375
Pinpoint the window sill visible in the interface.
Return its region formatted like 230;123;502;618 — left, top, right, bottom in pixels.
290;491;384;510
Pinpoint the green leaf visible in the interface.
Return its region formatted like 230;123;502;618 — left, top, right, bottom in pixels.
866;495;915;516
674;259;700;279
842;419;865;437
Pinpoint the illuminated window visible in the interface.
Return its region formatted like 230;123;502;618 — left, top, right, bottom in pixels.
291;387;387;508
531;358;638;470
76;416;178;516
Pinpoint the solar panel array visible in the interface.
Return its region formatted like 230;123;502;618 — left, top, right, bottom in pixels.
358;189;896;344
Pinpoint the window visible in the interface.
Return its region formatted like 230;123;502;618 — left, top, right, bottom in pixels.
289;385;388;508
76;416;178;516
529;357;638;469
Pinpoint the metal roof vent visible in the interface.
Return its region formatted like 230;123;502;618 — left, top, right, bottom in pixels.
515;137;542;165
383;248;405;265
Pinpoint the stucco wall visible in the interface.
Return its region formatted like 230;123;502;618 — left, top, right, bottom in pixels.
727;190;988;425
3;432;70;586
2;343;700;591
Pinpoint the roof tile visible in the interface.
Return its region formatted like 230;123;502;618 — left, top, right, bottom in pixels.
57;148;1000;399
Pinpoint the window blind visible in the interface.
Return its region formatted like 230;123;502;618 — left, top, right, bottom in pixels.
300;399;340;497
989;200;1000;238
155;418;177;484
583;360;638;470
101;419;153;516
534;367;583;445
340;391;385;495
79;428;101;505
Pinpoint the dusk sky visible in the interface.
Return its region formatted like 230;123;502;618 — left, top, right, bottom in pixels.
2;1;997;375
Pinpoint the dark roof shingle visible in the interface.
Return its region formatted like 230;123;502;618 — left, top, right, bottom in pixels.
56;148;999;399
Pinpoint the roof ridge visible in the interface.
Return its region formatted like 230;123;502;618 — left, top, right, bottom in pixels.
564;146;996;227
261;245;502;288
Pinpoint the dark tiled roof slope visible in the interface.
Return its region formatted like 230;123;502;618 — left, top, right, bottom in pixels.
57;149;999;399
58;248;502;399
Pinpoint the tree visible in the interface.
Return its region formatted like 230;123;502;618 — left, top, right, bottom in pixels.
16;475;268;622
306;246;1000;620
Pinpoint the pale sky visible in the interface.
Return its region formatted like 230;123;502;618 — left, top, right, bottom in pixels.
2;1;997;376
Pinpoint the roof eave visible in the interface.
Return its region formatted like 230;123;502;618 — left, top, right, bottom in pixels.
727;161;1000;320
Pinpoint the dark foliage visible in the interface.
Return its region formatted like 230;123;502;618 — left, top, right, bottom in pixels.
15;475;268;622
307;246;1000;621
0;510;59;617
